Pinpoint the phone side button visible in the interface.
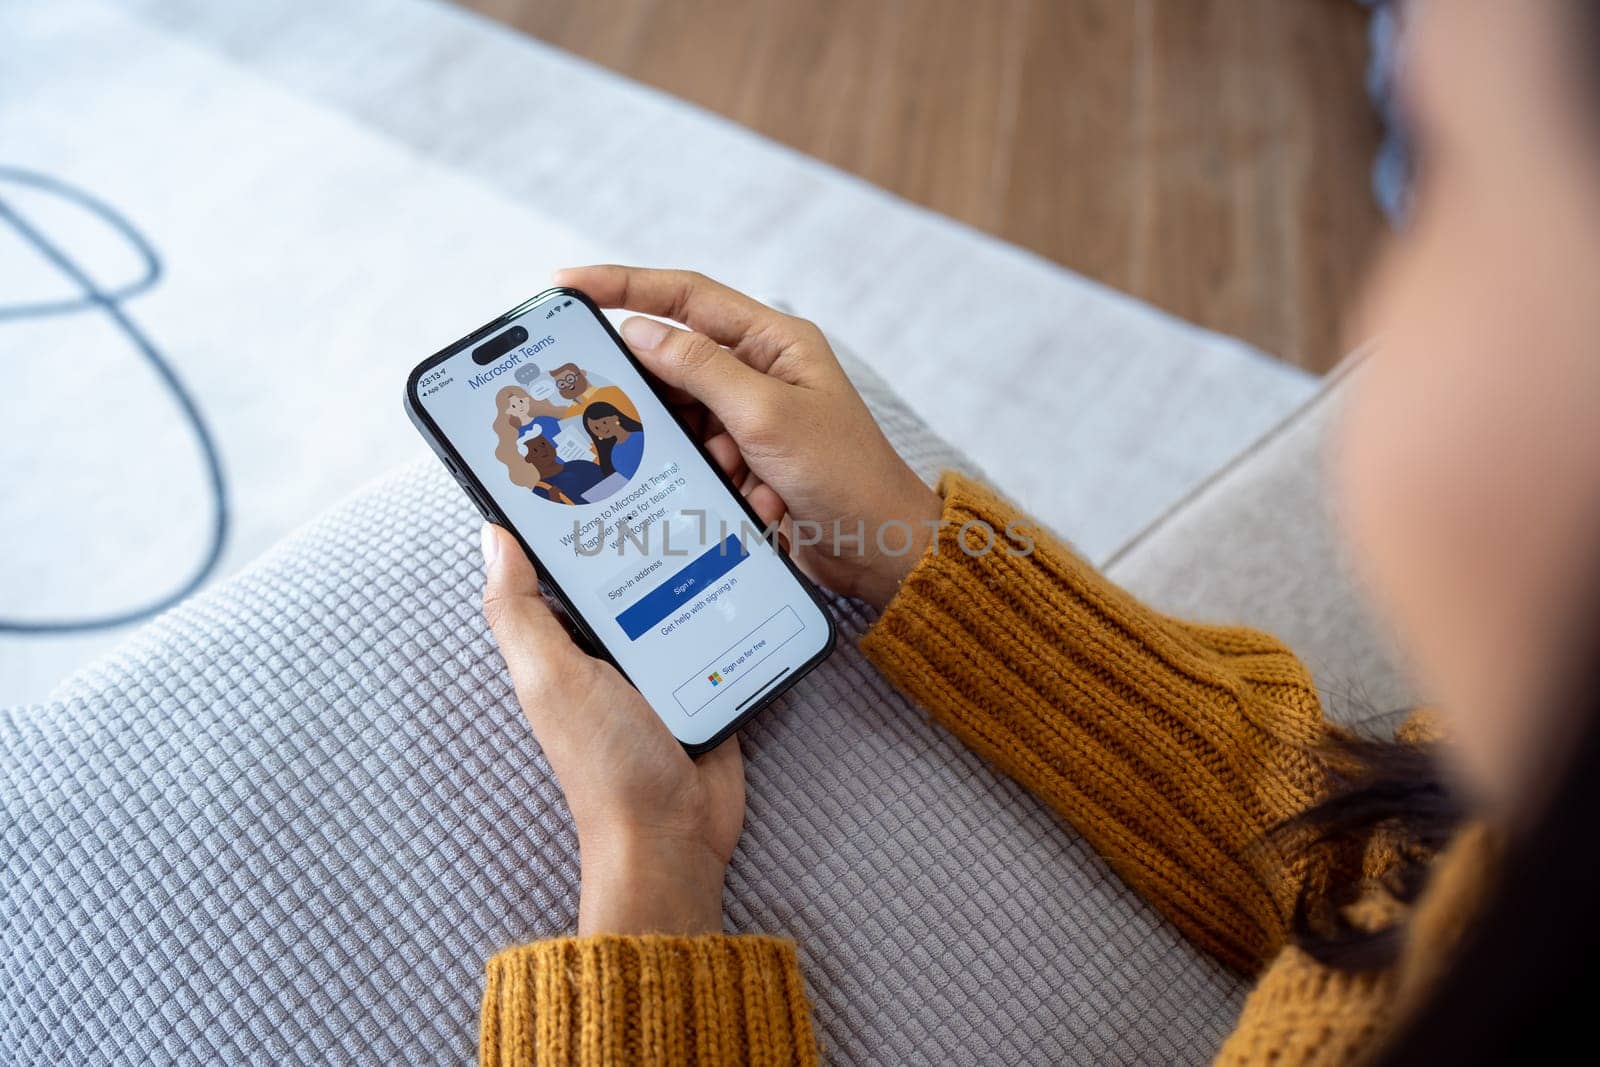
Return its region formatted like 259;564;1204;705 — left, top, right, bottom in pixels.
459;480;497;521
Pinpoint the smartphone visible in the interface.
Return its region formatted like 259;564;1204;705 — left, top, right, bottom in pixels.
404;288;836;752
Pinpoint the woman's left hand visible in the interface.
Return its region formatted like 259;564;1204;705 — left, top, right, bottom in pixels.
480;523;744;935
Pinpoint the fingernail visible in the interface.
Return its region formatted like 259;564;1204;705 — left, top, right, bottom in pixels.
621;316;670;351
480;523;500;569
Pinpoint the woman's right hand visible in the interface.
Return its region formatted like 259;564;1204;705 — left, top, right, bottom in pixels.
554;266;942;611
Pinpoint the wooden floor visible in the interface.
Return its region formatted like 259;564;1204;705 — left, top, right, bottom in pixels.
459;0;1384;373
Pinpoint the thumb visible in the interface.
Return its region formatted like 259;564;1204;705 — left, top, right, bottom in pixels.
480;524;589;754
620;316;781;437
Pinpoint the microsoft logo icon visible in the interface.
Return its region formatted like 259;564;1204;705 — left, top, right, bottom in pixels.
707;672;723;687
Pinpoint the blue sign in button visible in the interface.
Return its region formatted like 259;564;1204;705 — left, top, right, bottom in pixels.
614;535;749;640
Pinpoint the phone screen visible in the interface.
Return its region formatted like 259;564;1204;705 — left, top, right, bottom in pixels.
407;290;835;748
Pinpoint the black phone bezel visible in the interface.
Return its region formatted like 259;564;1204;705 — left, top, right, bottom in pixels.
403;287;838;755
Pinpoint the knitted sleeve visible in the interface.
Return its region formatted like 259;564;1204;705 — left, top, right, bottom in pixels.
860;473;1335;974
480;934;819;1066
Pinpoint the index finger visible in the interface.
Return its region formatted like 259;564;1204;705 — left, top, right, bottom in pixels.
554;266;783;350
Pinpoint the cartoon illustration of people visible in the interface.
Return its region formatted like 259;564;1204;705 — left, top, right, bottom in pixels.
546;362;641;424
583;402;646;480
492;385;567;497
491;368;643;505
523;433;604;505
496;385;561;441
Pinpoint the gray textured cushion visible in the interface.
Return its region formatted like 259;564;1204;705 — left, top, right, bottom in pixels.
2;353;1245;1066
1106;359;1419;736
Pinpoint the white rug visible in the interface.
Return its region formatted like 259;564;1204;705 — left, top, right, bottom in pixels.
1;0;1313;704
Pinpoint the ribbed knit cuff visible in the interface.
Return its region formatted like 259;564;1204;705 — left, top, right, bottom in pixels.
860;472;1331;973
481;934;818;1066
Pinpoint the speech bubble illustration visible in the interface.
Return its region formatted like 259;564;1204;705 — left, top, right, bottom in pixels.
513;362;542;385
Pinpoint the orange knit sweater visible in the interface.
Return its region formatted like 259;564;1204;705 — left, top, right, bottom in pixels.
480;474;1489;1065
